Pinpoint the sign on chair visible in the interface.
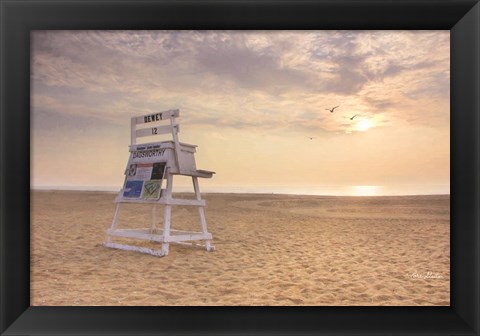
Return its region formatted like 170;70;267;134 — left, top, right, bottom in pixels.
104;109;215;257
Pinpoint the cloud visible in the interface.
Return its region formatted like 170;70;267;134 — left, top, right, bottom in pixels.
31;30;449;134
196;41;310;92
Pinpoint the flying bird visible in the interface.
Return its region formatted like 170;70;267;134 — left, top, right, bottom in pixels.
307;137;314;140
325;106;339;113
344;114;358;120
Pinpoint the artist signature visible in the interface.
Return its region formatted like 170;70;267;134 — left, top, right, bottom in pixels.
409;271;443;279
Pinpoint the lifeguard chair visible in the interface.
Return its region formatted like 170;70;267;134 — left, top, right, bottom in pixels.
104;109;215;257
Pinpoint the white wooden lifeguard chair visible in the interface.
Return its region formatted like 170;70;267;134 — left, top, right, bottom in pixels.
104;109;215;257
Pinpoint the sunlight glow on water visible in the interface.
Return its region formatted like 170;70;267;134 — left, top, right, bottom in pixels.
350;185;380;196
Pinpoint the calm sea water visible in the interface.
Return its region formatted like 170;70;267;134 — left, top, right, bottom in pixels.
33;184;449;196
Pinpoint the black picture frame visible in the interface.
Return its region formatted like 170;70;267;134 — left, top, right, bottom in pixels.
1;0;479;335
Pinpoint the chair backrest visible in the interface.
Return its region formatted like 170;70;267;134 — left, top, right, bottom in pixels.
130;109;180;146
131;109;182;171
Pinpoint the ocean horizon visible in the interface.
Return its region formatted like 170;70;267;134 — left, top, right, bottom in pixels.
31;184;450;197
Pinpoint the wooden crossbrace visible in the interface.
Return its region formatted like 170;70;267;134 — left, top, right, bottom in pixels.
104;242;166;257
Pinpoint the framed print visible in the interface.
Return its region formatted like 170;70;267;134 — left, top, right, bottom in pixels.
1;0;479;335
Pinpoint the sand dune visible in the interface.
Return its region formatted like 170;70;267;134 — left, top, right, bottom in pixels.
30;191;450;306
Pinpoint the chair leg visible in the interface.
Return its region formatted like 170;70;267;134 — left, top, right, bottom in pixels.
161;170;174;255
106;203;121;244
192;176;214;252
161;205;172;255
198;207;213;252
150;205;157;234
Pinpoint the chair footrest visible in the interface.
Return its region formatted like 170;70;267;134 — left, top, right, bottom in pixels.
173;169;215;178
197;169;215;174
194;169;215;178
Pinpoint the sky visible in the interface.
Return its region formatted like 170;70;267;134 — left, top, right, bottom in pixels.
31;30;450;196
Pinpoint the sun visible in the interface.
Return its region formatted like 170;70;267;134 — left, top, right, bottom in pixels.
356;119;374;132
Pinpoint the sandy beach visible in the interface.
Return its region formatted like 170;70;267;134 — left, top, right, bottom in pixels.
30;190;450;306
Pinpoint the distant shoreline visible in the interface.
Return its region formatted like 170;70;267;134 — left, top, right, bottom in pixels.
30;188;450;198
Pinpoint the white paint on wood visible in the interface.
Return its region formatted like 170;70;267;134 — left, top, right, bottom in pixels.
111;228;205;235
164;233;212;242
133;109;180;125
107;228;209;241
104;242;166;257
114;196;205;206
106;203;121;244
106;108;215;257
126;143;197;174
129;141;196;152
150;205;157;234
106;229;165;242
106;229;211;243
130;118;137;145
173;241;215;251
170;117;182;173
192;176;213;251
135;124;179;138
165;198;206;206
160;168;174;255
